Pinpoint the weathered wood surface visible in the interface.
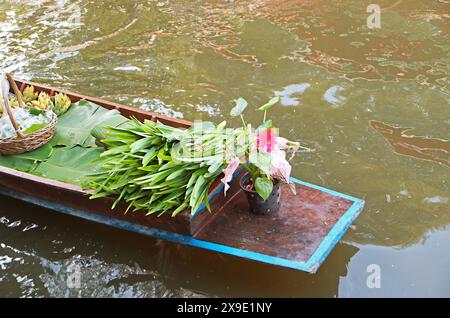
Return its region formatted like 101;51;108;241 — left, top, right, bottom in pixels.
194;180;362;272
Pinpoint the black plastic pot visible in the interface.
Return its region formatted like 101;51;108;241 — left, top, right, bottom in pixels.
239;173;281;215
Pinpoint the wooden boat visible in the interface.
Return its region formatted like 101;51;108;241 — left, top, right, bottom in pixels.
0;78;365;273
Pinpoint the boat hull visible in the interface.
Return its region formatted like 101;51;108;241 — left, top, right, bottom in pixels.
0;176;364;273
0;79;365;273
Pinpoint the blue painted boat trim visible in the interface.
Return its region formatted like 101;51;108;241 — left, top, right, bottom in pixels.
290;177;363;203
191;167;243;218
0;177;364;273
191;183;224;218
304;199;364;272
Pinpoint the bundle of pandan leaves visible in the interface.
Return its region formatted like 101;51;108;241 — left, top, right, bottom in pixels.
85;118;247;217
0;85;72;116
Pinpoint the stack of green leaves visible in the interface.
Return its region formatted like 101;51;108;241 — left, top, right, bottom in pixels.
84;119;244;217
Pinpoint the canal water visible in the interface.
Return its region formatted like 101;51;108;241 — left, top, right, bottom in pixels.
0;0;449;297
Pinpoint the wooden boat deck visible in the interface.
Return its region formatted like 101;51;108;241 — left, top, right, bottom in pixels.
195;178;363;272
0;79;365;273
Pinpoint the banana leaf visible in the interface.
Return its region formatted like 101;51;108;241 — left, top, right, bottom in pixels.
33;146;103;185
0;156;37;172
51;100;129;148
0;143;53;171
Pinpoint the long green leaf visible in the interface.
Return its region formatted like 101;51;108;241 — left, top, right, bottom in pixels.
51;100;128;148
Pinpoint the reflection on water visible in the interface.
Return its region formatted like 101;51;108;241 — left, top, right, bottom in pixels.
340;224;450;297
275;83;310;106
323;85;347;108
0;0;449;297
257;0;450;94
370;120;450;168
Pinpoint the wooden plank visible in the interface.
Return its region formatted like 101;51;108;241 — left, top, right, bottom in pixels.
194;178;364;272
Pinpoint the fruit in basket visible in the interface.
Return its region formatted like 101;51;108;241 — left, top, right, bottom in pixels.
0;85;72;117
22;85;38;103
53;92;72;115
29;92;53;111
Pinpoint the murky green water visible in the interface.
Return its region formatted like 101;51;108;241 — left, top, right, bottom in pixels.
0;0;449;297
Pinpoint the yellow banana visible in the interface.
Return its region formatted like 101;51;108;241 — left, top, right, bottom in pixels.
53;92;72;115
23;86;38;103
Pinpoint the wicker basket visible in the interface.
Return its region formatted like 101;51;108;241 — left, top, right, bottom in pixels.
0;73;57;156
